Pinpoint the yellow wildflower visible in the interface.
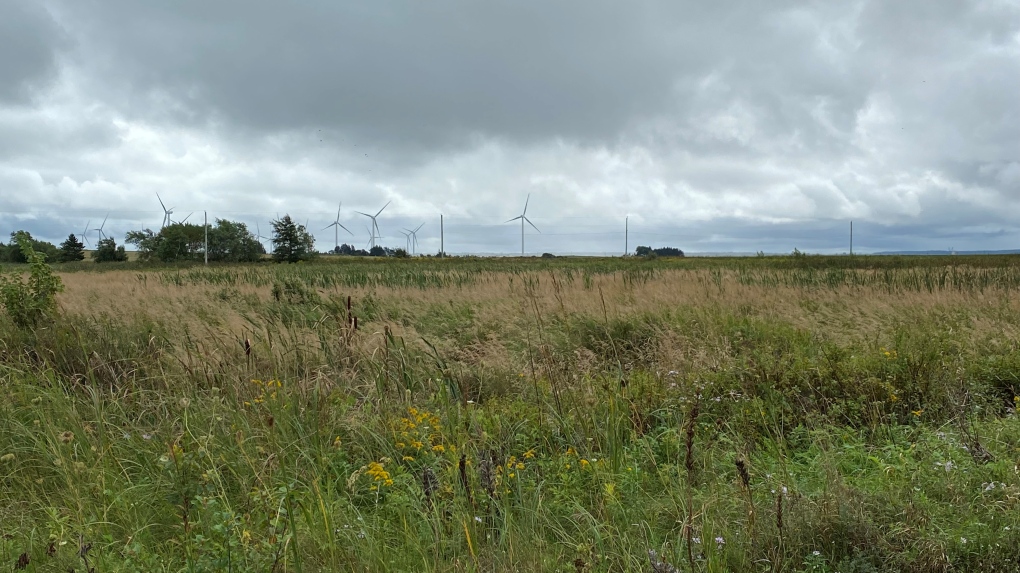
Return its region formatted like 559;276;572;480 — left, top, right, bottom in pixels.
523;449;535;459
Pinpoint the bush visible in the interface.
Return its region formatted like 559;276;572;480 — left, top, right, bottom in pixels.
0;232;64;327
92;237;128;262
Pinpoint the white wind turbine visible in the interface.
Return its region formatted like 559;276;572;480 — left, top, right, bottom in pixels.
398;229;411;252
157;192;174;228
357;201;390;250
77;220;91;247
255;222;270;253
505;194;539;256
404;222;424;255
323;202;353;252
92;214;109;242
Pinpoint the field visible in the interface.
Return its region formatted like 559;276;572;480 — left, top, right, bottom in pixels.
3;255;1020;572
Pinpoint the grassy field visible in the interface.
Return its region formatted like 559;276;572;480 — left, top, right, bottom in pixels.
3;255;1020;572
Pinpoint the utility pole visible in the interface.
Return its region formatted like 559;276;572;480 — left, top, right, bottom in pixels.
850;220;853;256
440;214;444;258
625;216;629;256
204;211;208;265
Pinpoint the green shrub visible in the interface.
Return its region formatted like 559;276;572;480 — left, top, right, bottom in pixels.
0;232;64;327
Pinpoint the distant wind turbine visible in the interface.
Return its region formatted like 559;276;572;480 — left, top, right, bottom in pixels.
404;222;424;255
357;201;390;250
92;214;109;242
505;194;539;256
323;202;353;251
156;192;174;228
78;220;91;247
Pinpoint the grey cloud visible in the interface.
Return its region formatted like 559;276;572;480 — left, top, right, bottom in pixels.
0;1;67;104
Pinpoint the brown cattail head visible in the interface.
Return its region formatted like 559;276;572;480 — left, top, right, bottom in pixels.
244;337;252;357
684;399;700;475
735;458;750;489
422;467;438;508
15;552;29;570
776;491;784;534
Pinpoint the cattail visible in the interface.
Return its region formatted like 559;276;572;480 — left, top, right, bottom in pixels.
422;467;438;508
684;399;699;475
735;458;750;489
479;452;495;499
458;454;474;506
776;491;784;534
15;553;29;570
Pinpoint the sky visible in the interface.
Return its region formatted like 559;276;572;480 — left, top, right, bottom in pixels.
1;0;1018;255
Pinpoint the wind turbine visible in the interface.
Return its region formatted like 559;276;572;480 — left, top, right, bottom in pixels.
357;201;390;250
156;192;174;228
92;214;109;242
398;229;411;252
77;220;91;247
174;212;194;225
323;202;353;252
404;223;424;255
505;194;539;256
255;222;270;252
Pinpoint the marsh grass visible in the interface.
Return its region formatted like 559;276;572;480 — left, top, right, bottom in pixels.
2;256;1020;571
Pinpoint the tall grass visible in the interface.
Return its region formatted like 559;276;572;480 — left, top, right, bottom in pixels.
2;256;1020;571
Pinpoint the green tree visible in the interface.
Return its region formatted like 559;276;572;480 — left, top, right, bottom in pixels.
92;237;128;263
2;231;58;263
0;231;64;327
58;234;86;262
271;215;314;263
207;220;264;262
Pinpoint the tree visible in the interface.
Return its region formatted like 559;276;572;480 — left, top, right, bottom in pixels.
271;215;315;263
369;245;386;257
635;246;653;256
92;237;128;263
58;234;86;262
207;220;264;262
1;231;58;263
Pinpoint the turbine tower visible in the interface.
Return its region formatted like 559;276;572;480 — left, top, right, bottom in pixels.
404;222;424;255
323;202;353;252
505;194;539;256
399;229;411;252
357;200;390;250
157;192;174;228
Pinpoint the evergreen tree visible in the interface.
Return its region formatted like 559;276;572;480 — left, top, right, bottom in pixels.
58;234;86;262
271;215;314;263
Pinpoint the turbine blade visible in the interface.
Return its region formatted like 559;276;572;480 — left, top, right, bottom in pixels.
505;216;523;223
157;192;167;211
338;223;353;235
322;223;335;231
356;211;372;218
337;202;342;221
523;193;530;216
375;200;391;217
525;217;540;233
413;222;425;233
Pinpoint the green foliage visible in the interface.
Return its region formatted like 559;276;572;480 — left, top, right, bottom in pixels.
635;245;683;257
91;237;128;262
57;234;86;262
207;219;265;262
0;231;64;326
271;215;315;263
1;231;59;263
127;219;263;263
368;245;386;257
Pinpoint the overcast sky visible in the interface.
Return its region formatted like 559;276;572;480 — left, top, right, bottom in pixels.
1;0;1018;255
